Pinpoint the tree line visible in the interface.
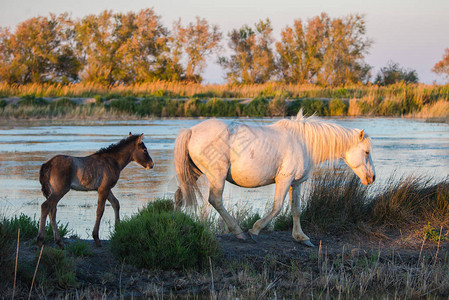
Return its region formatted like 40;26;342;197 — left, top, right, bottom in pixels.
0;9;448;86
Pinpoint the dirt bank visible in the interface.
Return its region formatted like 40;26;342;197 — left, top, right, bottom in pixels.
5;229;448;299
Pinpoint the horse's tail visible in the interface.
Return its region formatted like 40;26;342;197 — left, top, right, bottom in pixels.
39;161;52;199
174;129;202;208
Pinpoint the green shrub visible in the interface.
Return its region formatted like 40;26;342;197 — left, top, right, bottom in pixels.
301;98;327;116
3;213;70;242
0;99;6;109
328;98;347;116
36;247;77;289
243;96;268;117
110;201;220;270
50;97;76;108
3;214;38;239
18;95;48;106
66;239;93;257
0;218;14;283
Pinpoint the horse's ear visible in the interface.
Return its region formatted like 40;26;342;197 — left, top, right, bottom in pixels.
359;130;365;141
137;134;143;143
129;132;132;136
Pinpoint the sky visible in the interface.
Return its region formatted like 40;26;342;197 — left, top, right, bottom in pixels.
0;0;448;84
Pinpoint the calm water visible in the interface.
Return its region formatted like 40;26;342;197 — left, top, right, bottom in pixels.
0;118;448;238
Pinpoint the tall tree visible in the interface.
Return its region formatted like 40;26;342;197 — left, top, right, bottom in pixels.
219;19;275;84
276;13;371;85
75;9;176;85
0;13;81;84
174;17;222;82
432;48;449;82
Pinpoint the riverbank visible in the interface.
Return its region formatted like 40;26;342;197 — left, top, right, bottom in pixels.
1;83;448;121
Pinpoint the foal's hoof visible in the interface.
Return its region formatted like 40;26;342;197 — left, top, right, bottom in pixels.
301;240;315;247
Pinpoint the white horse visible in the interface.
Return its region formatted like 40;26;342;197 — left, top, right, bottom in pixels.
174;112;375;246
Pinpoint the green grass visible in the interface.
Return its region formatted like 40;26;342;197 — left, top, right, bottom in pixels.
66;239;93;257
110;199;220;270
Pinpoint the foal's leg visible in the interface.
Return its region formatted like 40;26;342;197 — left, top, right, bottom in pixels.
92;188;109;247
37;193;65;248
249;178;292;237
107;191;120;227
49;205;64;249
290;182;314;247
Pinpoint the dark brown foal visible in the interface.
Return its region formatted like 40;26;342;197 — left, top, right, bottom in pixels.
37;133;154;248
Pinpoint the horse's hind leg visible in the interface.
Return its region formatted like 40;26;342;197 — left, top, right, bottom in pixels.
107;191;120;227
208;177;245;239
92;188;109;247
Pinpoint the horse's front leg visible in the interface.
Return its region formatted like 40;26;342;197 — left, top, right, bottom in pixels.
92;188;109;247
107;191;120;227
290;182;314;247
249;177;292;237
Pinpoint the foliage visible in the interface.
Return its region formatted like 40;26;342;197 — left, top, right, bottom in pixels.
369;176;449;228
174;17;222;82
328;98;347;116
240;213;261;231
300;98;327;116
375;61;418;85
301;170;369;231
66;239;93;257
276;13;371;85
243;96;268;116
273;209;293;231
18;95;48;106
2;213;70;242
421;222;448;242
110;199;220;270
219;19;275;84
36;247;77;289
433;48;449;82
0;217;14;283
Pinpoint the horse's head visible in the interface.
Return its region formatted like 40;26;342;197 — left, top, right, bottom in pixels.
344;130;375;185
131;133;154;170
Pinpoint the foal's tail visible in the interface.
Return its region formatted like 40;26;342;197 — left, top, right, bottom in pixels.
39;161;52;199
174;129;202;208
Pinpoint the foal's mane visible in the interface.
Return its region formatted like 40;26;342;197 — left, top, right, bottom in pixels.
275;112;367;164
95;135;140;155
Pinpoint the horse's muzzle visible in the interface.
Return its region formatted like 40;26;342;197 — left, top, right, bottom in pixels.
147;161;154;169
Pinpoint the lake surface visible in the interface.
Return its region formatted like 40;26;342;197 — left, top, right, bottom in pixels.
0;118;448;238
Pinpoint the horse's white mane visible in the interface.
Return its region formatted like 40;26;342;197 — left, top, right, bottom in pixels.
275;110;368;164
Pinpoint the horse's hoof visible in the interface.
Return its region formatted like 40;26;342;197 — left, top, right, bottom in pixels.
247;231;258;243
301;240;315;247
235;232;256;244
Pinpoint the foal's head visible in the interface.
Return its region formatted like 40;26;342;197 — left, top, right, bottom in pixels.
344;130;375;185
130;133;154;169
